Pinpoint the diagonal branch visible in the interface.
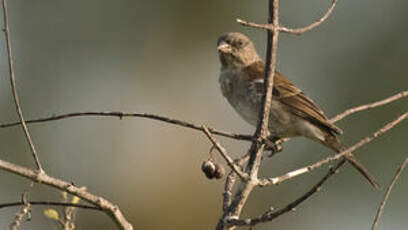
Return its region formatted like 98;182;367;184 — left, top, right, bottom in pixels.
202;126;248;180
2;0;43;172
259;111;408;186
371;157;408;230
276;89;408;147
0;159;133;230
228;159;346;227
331;90;408;123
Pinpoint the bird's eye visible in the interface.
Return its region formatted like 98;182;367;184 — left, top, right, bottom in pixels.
231;40;244;48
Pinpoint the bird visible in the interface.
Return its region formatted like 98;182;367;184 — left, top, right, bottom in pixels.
217;32;379;189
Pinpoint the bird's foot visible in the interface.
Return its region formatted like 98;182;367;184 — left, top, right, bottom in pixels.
264;137;283;157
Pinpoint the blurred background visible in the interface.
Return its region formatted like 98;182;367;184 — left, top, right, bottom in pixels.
0;0;407;229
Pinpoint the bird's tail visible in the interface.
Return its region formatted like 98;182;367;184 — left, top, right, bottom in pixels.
323;134;380;190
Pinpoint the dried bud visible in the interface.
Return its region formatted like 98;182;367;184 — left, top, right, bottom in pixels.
201;160;216;179
214;163;226;179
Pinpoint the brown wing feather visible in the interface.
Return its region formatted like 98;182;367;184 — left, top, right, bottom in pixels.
243;61;343;135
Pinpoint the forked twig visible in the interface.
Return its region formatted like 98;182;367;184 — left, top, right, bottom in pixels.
279;0;337;35
237;0;337;35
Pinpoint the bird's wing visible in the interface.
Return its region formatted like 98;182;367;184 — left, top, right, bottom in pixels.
242;61;343;135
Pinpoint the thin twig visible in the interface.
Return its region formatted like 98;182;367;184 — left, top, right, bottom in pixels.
259;111;408;186
228;159;346;227
0;201;100;210
1;0;43;172
236;19;274;31
236;0;337;35
277;89;408;146
0;159;133;230
279;0;337;35
0;112;254;141
202;126;248;180
9;192;31;230
371;158;408;230
331;90;408;123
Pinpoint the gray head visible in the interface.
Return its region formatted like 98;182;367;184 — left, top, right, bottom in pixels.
217;32;261;69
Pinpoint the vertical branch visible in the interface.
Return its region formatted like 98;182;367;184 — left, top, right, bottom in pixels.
215;1;280;230
260;0;280;137
2;0;44;172
247;0;280;176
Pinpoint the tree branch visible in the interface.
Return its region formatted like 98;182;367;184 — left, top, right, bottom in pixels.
228;159;346;227
0;201;100;210
259;111;408;186
236;0;337;35
371;158;408;230
278;0;337;35
0;159;133;230
2;0;43;172
215;1;281;230
202;126;248;180
0;89;405;145
331;90;408;123
0;112;253;141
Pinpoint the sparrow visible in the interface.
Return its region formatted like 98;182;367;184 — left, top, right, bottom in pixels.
217;32;379;189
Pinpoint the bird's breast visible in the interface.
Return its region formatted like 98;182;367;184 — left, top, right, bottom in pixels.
219;69;299;138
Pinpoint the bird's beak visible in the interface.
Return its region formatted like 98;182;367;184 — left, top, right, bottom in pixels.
217;41;231;53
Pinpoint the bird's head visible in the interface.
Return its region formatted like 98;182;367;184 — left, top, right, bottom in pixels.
217;32;261;69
